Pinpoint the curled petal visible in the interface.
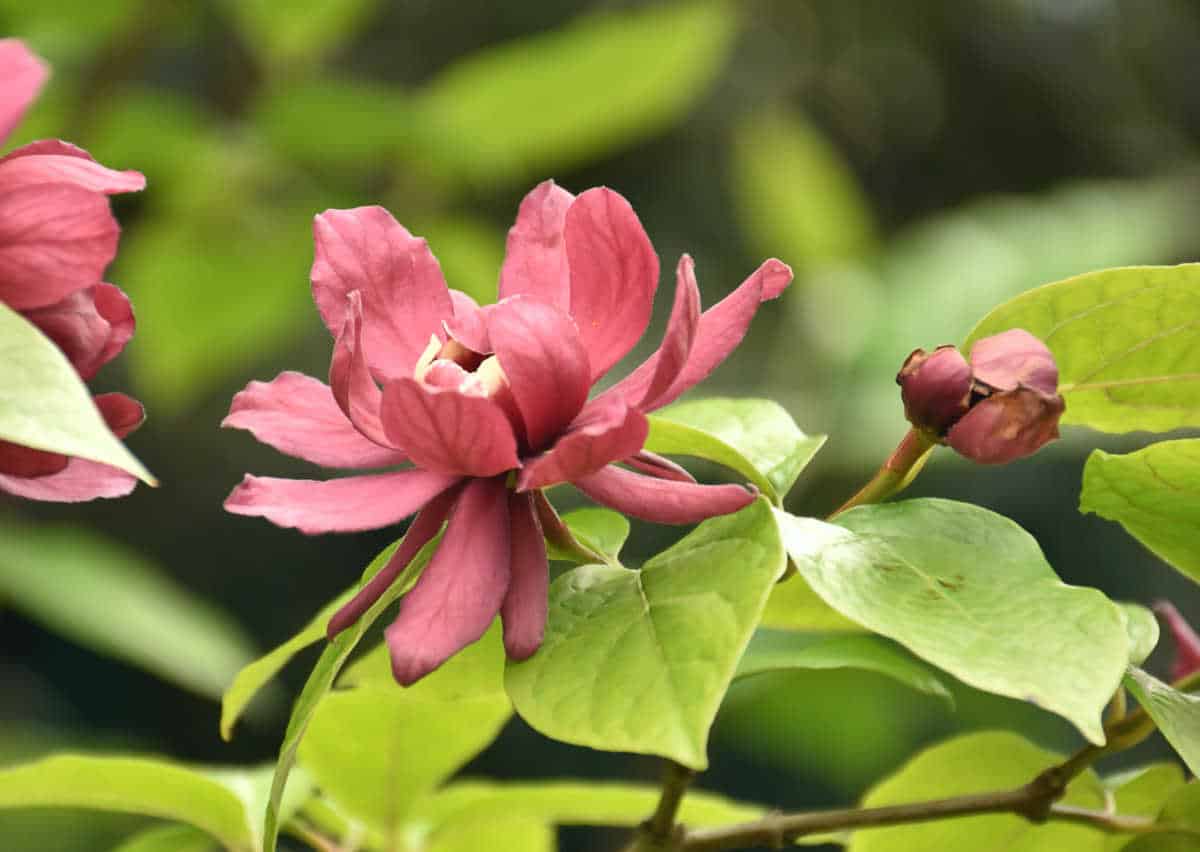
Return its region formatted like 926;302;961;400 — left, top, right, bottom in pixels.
381;378;520;477
501;491;548;660
0;141;145;194
564;187;659;382
20;283;134;380
639;255;701;410
329;291;393;448
574;465;756;525
443;289;491;353
223;469;461;535
945;388;1064;464
969;329;1059;396
223;371;407;469
311;206;453;382
0;39;48;145
896;345;972;436
517;396;648;491
498;179;574;310
626;449;696;483
385;476;511;685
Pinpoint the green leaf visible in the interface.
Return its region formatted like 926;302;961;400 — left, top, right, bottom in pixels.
646;398;826;504
506;498;785;769
1125;668;1200;776
110;825;217;852
408;216;505;307
297;629;510;840
410;0;736;188
0;523;255;700
1119;603;1162;666
220;0;381;71
207;765;315;850
0;302;154;484
545;507;630;566
1101;764;1187;852
760;571;866;633
777;500;1130;744
427;814;553;852
1158;782;1200;830
733;629;953;705
0;755;254;851
850;731;1106;852
964;264;1200;433
1081;440;1200;585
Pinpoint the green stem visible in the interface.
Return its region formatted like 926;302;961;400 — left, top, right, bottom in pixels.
621;761;696;851
830;428;934;519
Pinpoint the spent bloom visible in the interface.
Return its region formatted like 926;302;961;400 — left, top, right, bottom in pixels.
1153;601;1200;682
897;329;1065;464
0;39;147;501
224;180;791;684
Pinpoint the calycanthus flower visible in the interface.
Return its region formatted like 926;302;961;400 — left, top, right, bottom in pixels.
0;39;147;501
224;180;792;684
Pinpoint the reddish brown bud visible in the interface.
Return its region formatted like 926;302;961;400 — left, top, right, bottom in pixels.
896;345;972;435
945;387;1064;464
1153;601;1200;682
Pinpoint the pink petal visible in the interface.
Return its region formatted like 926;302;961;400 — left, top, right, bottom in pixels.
385;475;511;685
20;283;133;380
0;40;48;146
969;328;1059;396
638;254;702;410
627;449;696;483
311;206;453;382
0;457;135;501
498;179;574;310
601;258;793;413
573;465;755;525
0;441;68;477
327;484;462;639
564;187;659;382
1154;601;1200;682
328;290;394;448
223;371;407;469
488;296;590;451
443;289;491;353
94;392;144;439
223;469;461;535
517;395;648;491
381;378;520;477
0;183;118;309
501;491;548;660
0;142;145;194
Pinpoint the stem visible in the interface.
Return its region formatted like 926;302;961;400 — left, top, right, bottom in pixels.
620;761;696;851
284;821;339;852
830;428;934;519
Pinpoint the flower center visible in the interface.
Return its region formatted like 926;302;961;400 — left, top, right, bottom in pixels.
413;334;510;399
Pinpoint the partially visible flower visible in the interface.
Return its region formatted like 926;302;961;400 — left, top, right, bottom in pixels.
897;329;1065;464
224;180;791;684
1153;601;1200;682
0;39;147;501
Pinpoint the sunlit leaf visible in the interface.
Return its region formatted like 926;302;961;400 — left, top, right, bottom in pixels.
760;571;866;633
545;507;630;566
427;814;553;852
110;825;217;852
1125;668;1200;776
1100;764;1187;852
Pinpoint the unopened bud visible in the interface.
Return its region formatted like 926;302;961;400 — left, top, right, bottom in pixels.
1153;601;1200;681
897;346;973;435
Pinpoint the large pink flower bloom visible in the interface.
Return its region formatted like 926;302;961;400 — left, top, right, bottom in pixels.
0;39;147;501
224;181;792;684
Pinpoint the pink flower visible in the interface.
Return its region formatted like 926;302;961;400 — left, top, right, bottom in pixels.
0;39;147;502
1153;601;1200;682
224;181;792;684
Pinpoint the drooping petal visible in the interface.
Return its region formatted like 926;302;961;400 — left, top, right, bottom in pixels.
223;371;407;469
385;476;511;685
0;183;118;309
223;469;461;535
0;142;145;194
328;291;393;447
20;283;133;380
311;206;453;382
573;465;755;525
94;392;144;438
327;484;462;639
638;254;701;410
0;441;68;477
0;39;48;146
381;378;520;477
517;396;647;491
626;449;697;483
488;296;590;451
498;179;574;310
968;328;1059;396
501;491;548;660
564;187;659;382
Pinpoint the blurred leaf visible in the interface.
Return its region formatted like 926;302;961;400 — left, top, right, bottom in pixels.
1081;441;1200;585
1118;603;1162;667
220;0;381;71
761;571;866;633
733;629;953;705
1101;764;1187;852
410;0;737;188
428;814;553;852
410;215;505;306
732;108;877;269
851;731;1106;852
207;766;315;850
646;398;825;504
0;523;252;699
964;264;1200;434
1158;782;1200;829
777;500;1129;744
0;303;154;483
0;0;139;62
1125;668;1200;776
110;825;217;852
545;507;630;566
506;498;784;769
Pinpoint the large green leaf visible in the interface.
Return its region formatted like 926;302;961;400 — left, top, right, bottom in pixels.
0;302;154;484
851;731;1106;852
427;814;553;852
110;825;217;852
1081;440;1200;585
0;523;255;700
964;265;1200;433
1100;764;1188;852
776;500;1130;743
1125;668;1200;776
409;0;736;188
506;498;786;769
646;398;826;504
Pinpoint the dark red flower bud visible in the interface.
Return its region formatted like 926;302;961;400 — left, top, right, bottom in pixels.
896;345;972;435
968;329;1059;396
1153;601;1200;682
945;387;1064;464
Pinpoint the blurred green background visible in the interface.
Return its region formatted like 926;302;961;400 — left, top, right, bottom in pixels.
3;0;1200;849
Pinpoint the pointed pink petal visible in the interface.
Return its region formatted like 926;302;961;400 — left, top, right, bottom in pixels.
224;469;461;535
517;396;648;491
20;282;133;380
381;377;520;477
327;484;462;638
0;441;68;477
0;40;48;145
498;179;574;310
574;465;755;525
443;289;491;353
328;291;393;448
638;254;701;410
223;371;407;469
385;476;511;685
94;392;144;439
501;491;548;660
0;142;145;194
311;206;453;382
489;297;590;451
0;457;136;501
627;449;697;483
0;183;118;309
564;187;659;382
601;258;793;413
